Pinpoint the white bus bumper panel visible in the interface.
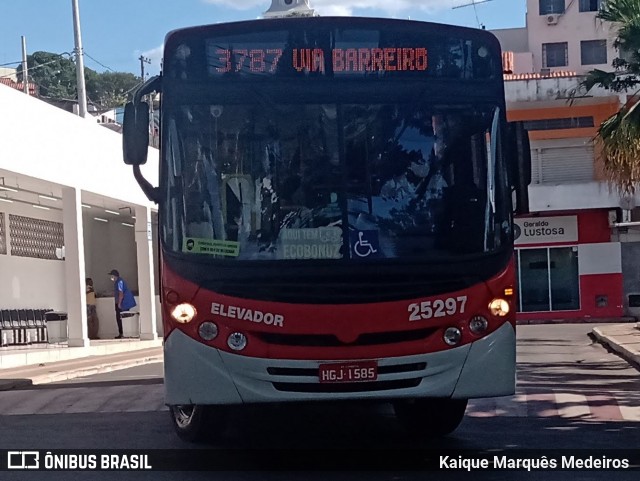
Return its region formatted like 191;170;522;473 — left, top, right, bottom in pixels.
451;321;516;399
164;323;515;405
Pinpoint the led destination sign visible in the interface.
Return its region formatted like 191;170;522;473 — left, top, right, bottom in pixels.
212;47;428;75
182;25;499;81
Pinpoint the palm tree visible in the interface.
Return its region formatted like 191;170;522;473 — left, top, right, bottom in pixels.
582;0;640;194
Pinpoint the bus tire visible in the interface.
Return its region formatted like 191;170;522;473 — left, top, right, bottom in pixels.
393;398;468;437
169;404;225;443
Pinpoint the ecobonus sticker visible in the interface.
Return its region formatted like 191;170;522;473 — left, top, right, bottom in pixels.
182;238;240;257
277;227;342;260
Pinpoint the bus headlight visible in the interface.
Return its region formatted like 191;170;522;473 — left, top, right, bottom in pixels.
171;303;197;324
489;299;510;317
469;316;489;334
198;322;218;341
228;332;248;351
443;327;462;346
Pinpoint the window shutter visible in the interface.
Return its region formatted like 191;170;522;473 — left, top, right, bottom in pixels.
537;145;594;183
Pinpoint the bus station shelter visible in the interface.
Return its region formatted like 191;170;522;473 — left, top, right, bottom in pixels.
0;83;161;349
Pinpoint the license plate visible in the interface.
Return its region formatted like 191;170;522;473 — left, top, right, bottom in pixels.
318;361;378;383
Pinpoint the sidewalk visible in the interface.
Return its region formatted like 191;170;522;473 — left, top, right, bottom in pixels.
592;323;640;368
518;317;637;325
0;346;163;390
0;338;162;369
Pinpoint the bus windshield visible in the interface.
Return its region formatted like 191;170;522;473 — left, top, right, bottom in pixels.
162;100;511;262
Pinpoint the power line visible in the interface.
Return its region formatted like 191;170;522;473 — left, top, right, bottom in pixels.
0;60;21;67
452;0;493;8
453;0;494;29
84;51;115;72
0;52;72;79
123;80;145;96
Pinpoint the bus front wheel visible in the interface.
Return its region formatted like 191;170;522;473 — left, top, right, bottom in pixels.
169;404;226;443
393;398;468;437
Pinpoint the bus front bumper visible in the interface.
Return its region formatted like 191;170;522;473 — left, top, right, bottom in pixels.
164;322;515;405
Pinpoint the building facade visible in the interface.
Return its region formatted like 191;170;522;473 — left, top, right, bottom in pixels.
496;0;613;76
494;0;637;322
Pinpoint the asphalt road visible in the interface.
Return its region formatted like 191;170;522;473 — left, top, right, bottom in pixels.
0;324;638;481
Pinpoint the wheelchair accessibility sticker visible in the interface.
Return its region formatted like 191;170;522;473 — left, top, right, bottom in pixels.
349;230;381;259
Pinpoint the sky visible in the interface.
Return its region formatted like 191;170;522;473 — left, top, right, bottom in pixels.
0;0;526;78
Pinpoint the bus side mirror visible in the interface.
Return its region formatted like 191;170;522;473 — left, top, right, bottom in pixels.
123;102;150;166
509;121;531;215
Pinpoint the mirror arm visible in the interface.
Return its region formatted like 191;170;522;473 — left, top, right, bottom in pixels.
133;165;160;203
133;76;162;105
127;75;162;203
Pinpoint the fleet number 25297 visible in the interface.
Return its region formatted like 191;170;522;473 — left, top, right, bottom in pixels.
408;296;468;321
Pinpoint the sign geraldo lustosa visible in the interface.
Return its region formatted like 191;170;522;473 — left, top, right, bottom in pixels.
514;216;578;246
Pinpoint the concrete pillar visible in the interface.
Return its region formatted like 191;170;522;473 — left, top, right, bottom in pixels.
135;205;158;340
62;187;89;347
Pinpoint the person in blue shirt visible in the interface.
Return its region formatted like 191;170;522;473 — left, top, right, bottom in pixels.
109;269;136;339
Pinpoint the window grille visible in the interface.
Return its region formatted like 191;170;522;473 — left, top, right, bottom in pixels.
9;214;64;260
523;117;594;131
579;0;601;12
581;40;607;65
539;0;565;15
543;42;568;68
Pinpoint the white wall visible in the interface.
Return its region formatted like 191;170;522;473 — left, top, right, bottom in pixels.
0;256;66;310
0;68;17;82
529;181;625;212
0;202;66;310
0;84;158;207
512;52;535;74
492;27;529;52
95;296;163;339
505;76;617;104
578;242;622;275
613;228;640;244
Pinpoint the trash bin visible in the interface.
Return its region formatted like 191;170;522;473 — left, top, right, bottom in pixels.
45;311;68;343
121;312;140;338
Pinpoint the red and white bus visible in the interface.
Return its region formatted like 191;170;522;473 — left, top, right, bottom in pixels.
123;14;531;442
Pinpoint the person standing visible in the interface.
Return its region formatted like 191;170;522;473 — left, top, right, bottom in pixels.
109;269;136;339
85;278;100;340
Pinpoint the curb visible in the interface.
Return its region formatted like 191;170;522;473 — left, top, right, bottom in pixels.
0;355;163;391
518;318;637;326
592;327;640;369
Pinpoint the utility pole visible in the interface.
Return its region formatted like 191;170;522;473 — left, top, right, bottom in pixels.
71;0;88;117
21;36;28;95
139;55;151;81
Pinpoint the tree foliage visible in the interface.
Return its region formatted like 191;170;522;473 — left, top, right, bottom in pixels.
17;51;140;110
91;71;140;108
17;51;77;99
581;0;640;194
596;105;640;194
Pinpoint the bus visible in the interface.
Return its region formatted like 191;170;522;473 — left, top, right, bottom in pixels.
122;12;531;442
